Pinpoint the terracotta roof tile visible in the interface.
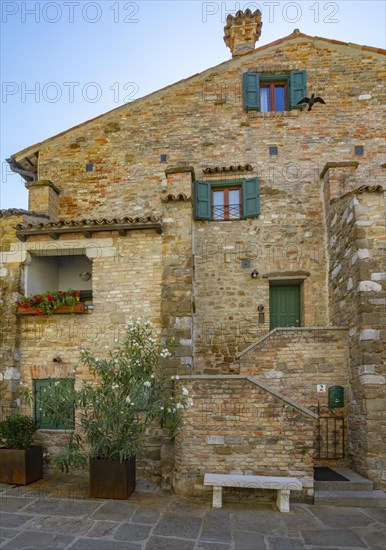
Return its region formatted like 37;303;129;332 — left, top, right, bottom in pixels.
0;209;49;219
161;193;191;203
330;185;384;203
15;216;160;231
203;164;253;174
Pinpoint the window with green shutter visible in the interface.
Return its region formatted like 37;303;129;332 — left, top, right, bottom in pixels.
194;180;212;220
243;70;306;112
34;378;75;430
194;178;260;221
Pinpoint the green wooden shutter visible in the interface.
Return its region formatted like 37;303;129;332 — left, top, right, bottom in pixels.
35;379;53;429
289;70;307;109
34;379;74;429
243;73;260;111
194;181;211;220
242;178;260;218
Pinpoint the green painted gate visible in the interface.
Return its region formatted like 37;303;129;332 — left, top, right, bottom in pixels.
269;285;300;329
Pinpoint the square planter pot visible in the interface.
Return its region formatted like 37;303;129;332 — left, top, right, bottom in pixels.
0;446;43;485
90;456;136;499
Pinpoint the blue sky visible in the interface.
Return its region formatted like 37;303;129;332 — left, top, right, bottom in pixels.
1;0;385;210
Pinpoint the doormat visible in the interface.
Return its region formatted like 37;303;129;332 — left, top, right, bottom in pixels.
314;467;349;481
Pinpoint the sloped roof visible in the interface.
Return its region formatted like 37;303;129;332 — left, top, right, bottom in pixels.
11;30;386;167
0;209;49;219
15;216;162;241
330;185;384;203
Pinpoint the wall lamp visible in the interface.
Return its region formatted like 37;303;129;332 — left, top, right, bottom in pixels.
251;269;259;279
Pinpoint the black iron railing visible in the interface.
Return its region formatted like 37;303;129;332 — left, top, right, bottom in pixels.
212;204;241;220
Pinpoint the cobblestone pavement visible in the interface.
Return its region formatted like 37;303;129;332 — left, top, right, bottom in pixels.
0;473;385;550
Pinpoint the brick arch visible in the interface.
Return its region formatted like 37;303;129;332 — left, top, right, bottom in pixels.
30;364;72;379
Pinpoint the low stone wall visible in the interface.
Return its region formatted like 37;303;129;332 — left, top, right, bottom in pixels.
174;376;314;503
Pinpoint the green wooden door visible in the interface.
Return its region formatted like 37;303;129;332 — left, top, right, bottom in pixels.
269;285;300;329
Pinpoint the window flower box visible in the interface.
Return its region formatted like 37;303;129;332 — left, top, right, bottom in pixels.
15;289;86;316
17;302;86;315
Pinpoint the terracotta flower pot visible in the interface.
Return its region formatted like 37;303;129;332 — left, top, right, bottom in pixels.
0;446;43;485
17;303;86;315
89;456;136;499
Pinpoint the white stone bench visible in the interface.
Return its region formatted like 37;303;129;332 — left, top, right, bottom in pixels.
204;473;302;512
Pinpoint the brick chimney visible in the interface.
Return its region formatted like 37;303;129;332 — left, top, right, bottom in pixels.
224;9;262;57
27;180;60;221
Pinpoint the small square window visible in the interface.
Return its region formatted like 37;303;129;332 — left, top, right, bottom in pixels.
355;146;364;156
212;187;242;221
86;163;93;172
269;146;278;156
242;259;251;269
34;379;75;429
243;71;306;112
194;179;259;221
260;82;288;112
160;154;167;163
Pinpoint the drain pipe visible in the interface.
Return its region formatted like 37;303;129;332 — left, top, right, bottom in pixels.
6;157;37;183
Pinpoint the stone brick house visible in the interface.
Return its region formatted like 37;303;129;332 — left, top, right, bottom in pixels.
1;10;385;499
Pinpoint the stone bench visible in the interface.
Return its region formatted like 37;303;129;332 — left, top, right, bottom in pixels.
204;473;302;512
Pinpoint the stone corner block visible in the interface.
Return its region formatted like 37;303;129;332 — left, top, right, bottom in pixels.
358;281;382;292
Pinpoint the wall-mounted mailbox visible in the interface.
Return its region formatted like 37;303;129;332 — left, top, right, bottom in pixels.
329;385;344;408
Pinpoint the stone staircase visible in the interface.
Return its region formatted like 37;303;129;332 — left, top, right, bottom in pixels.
314;467;386;508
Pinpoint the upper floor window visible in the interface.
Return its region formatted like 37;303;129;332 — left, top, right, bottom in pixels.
194;178;260;221
260;82;287;112
243;70;306;112
212;187;241;220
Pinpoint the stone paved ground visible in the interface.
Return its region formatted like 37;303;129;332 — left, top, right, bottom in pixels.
0;474;385;550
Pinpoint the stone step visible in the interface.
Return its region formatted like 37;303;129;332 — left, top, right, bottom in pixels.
314;490;386;508
314;467;373;492
314;479;373;491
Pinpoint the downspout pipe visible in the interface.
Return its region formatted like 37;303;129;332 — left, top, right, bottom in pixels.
6;157;37;183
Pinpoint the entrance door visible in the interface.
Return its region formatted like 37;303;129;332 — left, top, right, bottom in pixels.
269;285;300;329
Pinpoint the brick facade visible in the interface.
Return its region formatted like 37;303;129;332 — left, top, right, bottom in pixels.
1;23;385;493
174;377;314;502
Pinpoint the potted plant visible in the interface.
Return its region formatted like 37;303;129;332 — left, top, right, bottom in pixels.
15;289;84;316
0;414;43;485
40;319;192;499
